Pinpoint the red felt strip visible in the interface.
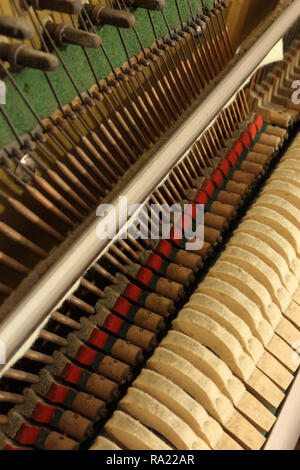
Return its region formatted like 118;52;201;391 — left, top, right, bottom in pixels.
76;344;97;365
124;283;141;302
46;383;70;404
89;329;109;350
193;190;208;205
240;131;251;149
136;267;154;286
15;423;41;445
247;122;257;140
103;314;123;334
202;179;215;197
254;114;263;132
114;296;131;317
146;253;164;271
232;140;243;157
156;240;172;258
61;362;82;384
227;149;238;167
211;169;224;188
218;159;230;176
31;402;55;423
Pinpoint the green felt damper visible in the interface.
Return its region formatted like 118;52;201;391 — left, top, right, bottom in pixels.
0;0;213;147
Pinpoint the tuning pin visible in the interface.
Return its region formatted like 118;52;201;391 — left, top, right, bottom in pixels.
45;21;101;49
82;5;135;29
0;43;58;71
0;15;32;40
21;0;82;14
122;0;165;10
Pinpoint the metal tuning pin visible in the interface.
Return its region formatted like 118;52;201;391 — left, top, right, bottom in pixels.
121;0;165;11
45;21;101;49
21;0;82;14
82;5;135;29
0;43;58;71
0;15;32;40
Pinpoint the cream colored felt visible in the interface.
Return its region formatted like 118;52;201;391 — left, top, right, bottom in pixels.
214;434;244;451
160;331;276;432
147;347;266;450
173;309;285;409
264;333;298;373
196;277;273;345
119;388;209;450
148;347;236;425
105;411;172;450
161;330;244;404
244;206;300;254
186;292;263;362
267;166;300;182
260;181;300;240
174;308;254;381
289;143;300;147
227;232;298;294
276;316;300;347
262;180;300;214
196;278;294;384
280;151;300;161
133;369;241;449
253;193;300;237
235;220;300;278
285;299;300;329
269;169;300;194
280;159;300;171
293;288;300;306
219;245;291;311
208;261;281;327
207;261;297;349
276;165;300;181
90;436;121;450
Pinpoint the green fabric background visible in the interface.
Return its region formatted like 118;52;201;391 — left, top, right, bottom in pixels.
0;0;213;146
